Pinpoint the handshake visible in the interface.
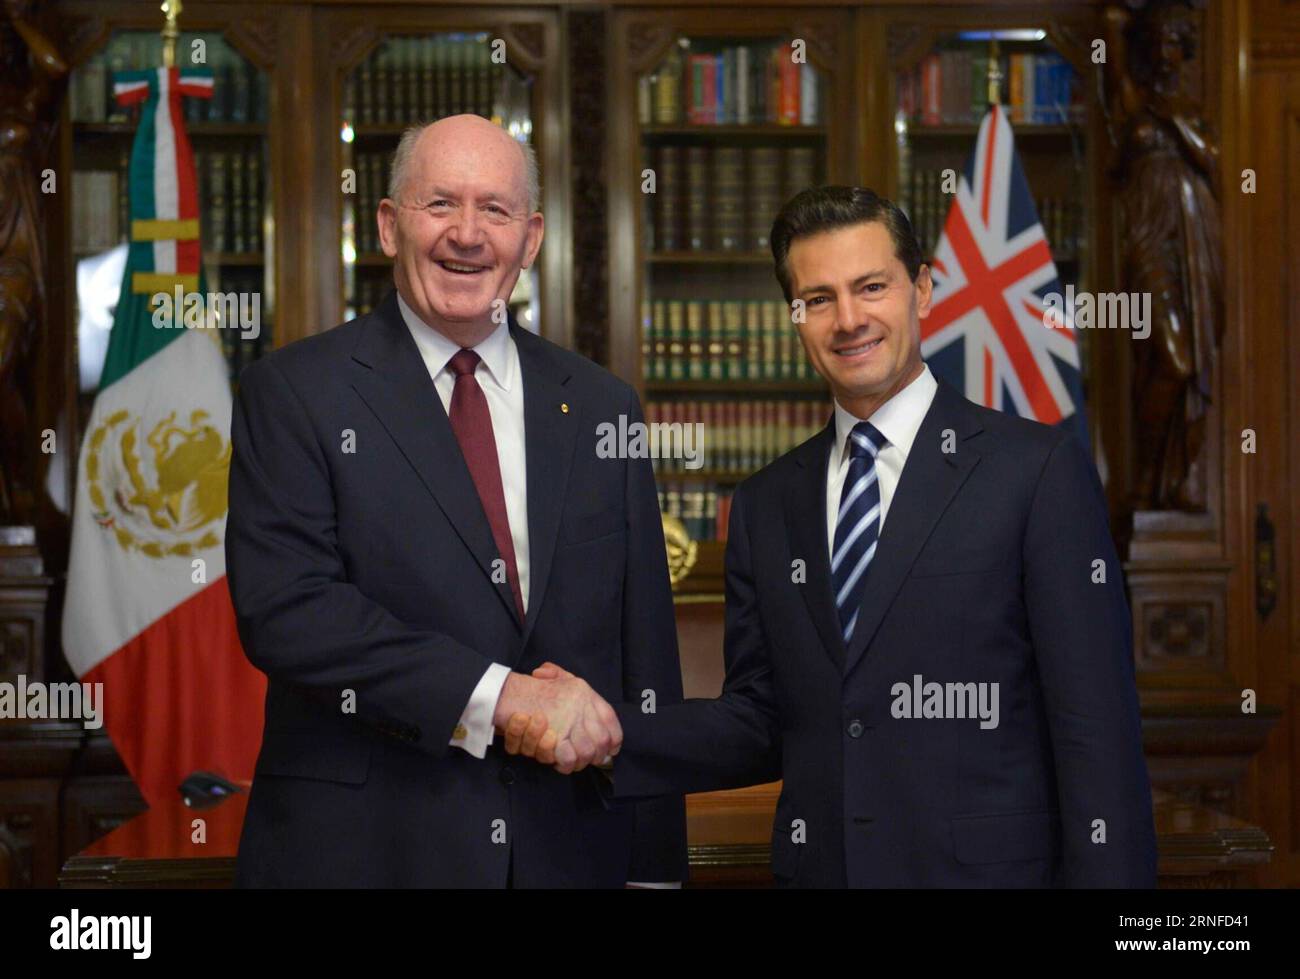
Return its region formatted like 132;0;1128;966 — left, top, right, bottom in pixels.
490;663;622;774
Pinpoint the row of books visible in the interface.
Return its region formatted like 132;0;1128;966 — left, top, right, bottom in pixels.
72;153;268;258
346;38;502;125
900;168;1084;260
643;299;815;382
350;276;393;319
897;51;1082;127
641;43;822;127
646;399;830;475
648;144;817;252
347;152;390;255
71;170;127;253
215;269;271;380
70;54;268;125
194;150;267;255
659;484;732;543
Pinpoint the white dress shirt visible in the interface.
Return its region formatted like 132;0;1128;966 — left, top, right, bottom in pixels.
826;364;938;557
397;292;524;759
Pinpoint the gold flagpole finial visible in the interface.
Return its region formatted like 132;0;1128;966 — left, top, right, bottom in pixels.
987;38;1002;107
161;0;182;68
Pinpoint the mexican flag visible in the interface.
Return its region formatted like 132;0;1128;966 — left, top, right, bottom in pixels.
61;65;265;806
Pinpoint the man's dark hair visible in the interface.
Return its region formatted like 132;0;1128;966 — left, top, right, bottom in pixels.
770;185;924;303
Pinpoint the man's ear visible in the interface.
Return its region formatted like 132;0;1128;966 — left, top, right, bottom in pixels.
377;199;399;258
520;211;545;270
915;264;934;319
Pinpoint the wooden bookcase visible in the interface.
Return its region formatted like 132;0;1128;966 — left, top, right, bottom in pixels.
872;6;1122;519
608;7;856;596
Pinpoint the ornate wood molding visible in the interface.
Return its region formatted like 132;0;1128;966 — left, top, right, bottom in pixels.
227;18;279;70
498;22;546;73
0;815;33;888
330;22;379;71
790;23;838;74
626;21;675;76
885;24;928;69
60;14;107;69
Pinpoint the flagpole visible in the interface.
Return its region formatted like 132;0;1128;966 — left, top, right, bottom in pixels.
987;38;1002;107
161;0;182;68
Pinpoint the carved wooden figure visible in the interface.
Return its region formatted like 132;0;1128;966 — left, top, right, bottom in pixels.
1104;1;1223;511
0;0;66;523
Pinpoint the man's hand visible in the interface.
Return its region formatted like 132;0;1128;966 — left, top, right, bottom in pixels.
492;666;622;774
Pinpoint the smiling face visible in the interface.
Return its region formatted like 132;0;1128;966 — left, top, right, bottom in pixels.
787;220;932;418
377;115;543;346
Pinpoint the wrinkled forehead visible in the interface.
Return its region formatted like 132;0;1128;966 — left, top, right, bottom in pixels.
407;131;528;204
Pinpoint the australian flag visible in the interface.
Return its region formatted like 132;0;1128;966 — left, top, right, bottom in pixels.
921;104;1088;443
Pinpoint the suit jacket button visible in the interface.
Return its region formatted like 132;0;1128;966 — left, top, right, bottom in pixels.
500;765;516;786
847;720;865;738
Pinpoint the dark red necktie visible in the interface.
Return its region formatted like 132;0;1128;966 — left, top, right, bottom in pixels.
446;349;524;622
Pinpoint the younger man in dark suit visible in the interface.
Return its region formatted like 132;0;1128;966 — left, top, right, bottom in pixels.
516;186;1156;888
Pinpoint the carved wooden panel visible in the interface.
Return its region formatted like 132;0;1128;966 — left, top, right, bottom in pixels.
626;22;675;75
227;18;280;70
1130;571;1228;675
1145;602;1213;659
330;23;380;72
499;21;546;72
60;775;148;864
0;578;49;687
0;779;59;888
0;811;33;888
790;23;838;72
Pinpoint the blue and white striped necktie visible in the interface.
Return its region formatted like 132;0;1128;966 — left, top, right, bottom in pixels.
832;421;887;644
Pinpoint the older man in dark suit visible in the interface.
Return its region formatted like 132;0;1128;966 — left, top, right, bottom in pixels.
227;114;685;887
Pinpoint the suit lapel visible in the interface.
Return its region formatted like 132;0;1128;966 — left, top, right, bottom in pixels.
512;324;578;648
783;421;847;672
348;290;520;627
842;379;983;676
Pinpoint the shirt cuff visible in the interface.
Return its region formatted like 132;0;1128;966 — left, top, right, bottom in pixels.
449;662;511;758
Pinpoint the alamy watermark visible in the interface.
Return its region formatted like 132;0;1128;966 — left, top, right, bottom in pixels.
891;674;1000;729
150;286;261;340
596;414;705;471
0;675;103;729
1042;285;1151;340
50;909;150;959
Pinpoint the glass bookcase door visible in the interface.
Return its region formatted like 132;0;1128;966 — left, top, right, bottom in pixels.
68;29;274;420
339;32;538;328
892;28;1093;430
894;30;1087;274
636;35;833;548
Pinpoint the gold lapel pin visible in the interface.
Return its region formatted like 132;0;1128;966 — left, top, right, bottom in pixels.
560;403;569;413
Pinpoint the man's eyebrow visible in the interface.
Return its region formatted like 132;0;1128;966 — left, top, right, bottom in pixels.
411;186;508;200
797;268;890;297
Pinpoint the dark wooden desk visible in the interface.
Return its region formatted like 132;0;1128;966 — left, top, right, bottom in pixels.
60;784;1271;888
61;792;247;888
684;784;1274;887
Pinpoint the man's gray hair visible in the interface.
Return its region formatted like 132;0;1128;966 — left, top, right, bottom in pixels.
388;121;540;212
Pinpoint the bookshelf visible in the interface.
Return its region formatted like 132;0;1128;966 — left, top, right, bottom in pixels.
609;10;855;594
881;15;1110;470
892;29;1090;281
67;28;274;420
